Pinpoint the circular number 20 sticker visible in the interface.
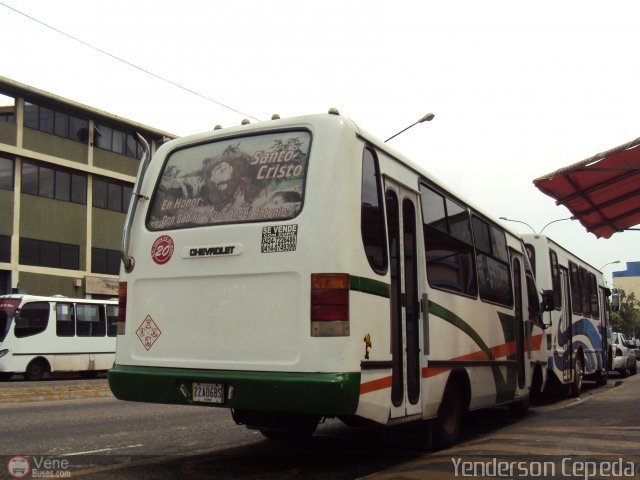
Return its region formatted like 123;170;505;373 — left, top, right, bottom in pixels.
151;235;175;265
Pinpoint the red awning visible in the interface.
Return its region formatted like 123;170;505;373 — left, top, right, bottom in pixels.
533;137;640;239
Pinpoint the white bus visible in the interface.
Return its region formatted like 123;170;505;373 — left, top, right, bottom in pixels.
109;111;546;446
522;234;611;397
0;295;118;380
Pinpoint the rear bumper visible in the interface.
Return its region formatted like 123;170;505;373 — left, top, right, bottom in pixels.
109;364;360;416
612;356;630;370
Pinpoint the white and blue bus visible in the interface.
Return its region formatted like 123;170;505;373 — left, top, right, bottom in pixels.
522;234;611;397
109;111;545;446
0;294;118;380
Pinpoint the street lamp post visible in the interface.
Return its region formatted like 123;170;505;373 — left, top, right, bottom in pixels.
499;216;574;234
498;217;535;234
599;260;620;271
540;217;574;234
385;113;435;142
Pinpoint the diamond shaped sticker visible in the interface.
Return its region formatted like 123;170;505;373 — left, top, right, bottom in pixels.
136;315;162;351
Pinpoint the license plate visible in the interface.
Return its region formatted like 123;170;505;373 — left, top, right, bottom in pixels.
192;382;224;404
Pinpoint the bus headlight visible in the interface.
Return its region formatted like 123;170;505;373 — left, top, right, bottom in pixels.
0;349;8;358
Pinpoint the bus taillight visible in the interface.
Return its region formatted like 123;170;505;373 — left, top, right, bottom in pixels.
117;282;127;335
310;273;349;337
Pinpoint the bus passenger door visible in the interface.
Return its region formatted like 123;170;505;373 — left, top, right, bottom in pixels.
385;181;422;419
560;267;572;383
511;254;527;391
599;287;611;372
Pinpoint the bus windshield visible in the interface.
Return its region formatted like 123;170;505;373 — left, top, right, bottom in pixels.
0;299;20;342
147;131;311;230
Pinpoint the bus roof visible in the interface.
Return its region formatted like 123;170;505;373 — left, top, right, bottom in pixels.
153;110;522;241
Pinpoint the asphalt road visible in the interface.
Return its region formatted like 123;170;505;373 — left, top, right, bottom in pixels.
1;372;639;479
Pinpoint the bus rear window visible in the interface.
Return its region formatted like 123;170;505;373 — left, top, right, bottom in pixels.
148;131;311;230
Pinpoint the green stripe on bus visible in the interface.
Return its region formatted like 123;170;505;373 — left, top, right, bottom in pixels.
109;365;360;415
349;275;390;298
429;301;518;403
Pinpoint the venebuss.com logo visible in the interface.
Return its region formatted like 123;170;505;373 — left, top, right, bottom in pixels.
7;456;30;479
6;456;71;479
151;235;174;265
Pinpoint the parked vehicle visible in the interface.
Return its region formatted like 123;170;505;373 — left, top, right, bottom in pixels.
611;332;637;376
629;338;640;361
522;234;611;397
109;112;543;447
0;295;117;380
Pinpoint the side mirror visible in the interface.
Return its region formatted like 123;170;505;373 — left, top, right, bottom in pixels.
541;290;555;312
611;291;620;312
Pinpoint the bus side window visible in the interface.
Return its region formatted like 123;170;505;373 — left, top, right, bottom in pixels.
569;262;582;315
472;216;513;306
14;302;49;338
106;305;118;337
56;303;75;337
360;148;387;274
420;184;476;297
525;272;543;326
549;250;561;310
76;304;106;337
589;272;599;319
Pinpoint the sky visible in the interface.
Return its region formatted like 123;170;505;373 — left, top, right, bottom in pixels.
1;0;639;286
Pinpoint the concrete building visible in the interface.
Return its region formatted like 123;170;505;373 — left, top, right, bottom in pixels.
612;261;640;303
0;76;176;298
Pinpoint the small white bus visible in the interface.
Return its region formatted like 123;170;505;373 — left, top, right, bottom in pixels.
0;294;117;380
522;234;611;397
110;111;546;446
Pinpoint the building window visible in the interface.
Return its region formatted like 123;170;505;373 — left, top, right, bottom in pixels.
93;177;132;213
21;161;87;204
23;102;88;142
92;247;121;275
0;155;14;191
19;237;80;270
0;235;10;263
0;94;15;123
95;123;142;159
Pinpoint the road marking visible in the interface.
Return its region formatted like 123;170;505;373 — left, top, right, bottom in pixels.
63;444;143;456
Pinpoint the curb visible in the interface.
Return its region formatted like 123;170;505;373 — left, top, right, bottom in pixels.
0;381;113;404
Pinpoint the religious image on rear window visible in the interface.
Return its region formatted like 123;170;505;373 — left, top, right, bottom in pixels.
148;131;310;229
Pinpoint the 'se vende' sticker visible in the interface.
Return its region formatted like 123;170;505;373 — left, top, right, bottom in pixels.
261;225;298;253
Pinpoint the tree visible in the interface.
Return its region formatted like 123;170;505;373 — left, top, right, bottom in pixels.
611;290;640;338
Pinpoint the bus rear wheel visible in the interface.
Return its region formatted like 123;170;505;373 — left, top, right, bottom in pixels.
25;359;48;381
434;382;463;449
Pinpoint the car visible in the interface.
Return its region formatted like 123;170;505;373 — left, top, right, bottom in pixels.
611;332;637;376
631;338;640;361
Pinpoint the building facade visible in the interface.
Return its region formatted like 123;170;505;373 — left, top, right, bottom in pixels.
612;261;640;303
0;76;175;298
